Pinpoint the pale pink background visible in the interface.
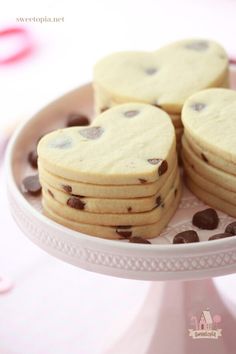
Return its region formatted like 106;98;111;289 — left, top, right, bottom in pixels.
0;1;236;353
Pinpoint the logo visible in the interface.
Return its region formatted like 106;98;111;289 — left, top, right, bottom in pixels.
189;309;222;339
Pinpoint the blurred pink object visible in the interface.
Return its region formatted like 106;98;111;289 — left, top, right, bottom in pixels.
0;26;34;65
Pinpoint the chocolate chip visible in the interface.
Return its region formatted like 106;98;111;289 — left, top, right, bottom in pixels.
48;189;54;198
174;188;177;197
173;230;199;244
66;113;90;127
191;102;206;112
139;178;147;184
161;203;165;208
185;41;209;51
67;197;85;210
192;208;219;230
62;184;72;193
225;221;236;235
209;233;233;241
201;153;209;163
154;104;162;109
50;136;72;149
28;149;38;169
127;207;132;212
116;230;132;238
145;67;158;75
129;236;151;244
100;107;109;113
158;160;168;176
117;225;132;229
147;158;168;176
22;175;41;196
124;110;139;118
147;158;161;165
72;194;85;198
79;126;104;139
156;196;162;207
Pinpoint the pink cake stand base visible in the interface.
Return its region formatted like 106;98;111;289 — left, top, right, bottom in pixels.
105;278;236;354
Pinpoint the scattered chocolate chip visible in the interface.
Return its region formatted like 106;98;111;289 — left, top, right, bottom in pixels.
72;194;85;198
100;107;109;113
191;102;206;112
173;230;199;244
156;196;162;207
62;184;72;193
129;236;151;244
48;189;54;198
28;150;38;169
145;67;158;75
50;136;72;149
225;221;236;235
79;126;104;139
67;197;85;210
185;41;209;51
139;178;147;184
192;208;219;230
116;230;132;238
208;233;233;241
127;207;132;212
22;175;41;196
158;160;168;176
66;113;90;127
174;188;177;197
201;153;209;163
124;110;139;118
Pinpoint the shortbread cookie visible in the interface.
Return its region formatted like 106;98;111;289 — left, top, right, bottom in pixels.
183;156;236;205
42;178;182;226
39;159;178;198
186;177;236;218
94;39;228;114
184;130;236;176
43;184;182;239
41;167;179;214
182;137;236;192
182;88;236;163
38;103;176;185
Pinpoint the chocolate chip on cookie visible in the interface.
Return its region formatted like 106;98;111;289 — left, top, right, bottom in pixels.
124;110;139;118
79;126;104;139
190;102;206;112
201;153;209;163
62;184;72;193
22;175;42;196
48;189;54;198
66;113;90;127
192;208;219;230
156;196;162;207
185;41;209;51
145;67;158;75
129;236;151;244
67;197;85;210
139;178;147;184
225;221;236;235
147;158;168;176
28;149;38;169
208;233;233;241
173;230;199;244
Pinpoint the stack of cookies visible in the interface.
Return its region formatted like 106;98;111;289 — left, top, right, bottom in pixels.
182;88;236;218
93;39;229;153
38;103;182;239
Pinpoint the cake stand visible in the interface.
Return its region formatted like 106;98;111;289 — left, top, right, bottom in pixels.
5;69;236;354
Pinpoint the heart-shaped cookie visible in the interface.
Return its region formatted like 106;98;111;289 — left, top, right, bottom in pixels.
93;39;228;114
38;103;176;185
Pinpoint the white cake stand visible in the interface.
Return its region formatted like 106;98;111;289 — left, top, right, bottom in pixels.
5;69;236;354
